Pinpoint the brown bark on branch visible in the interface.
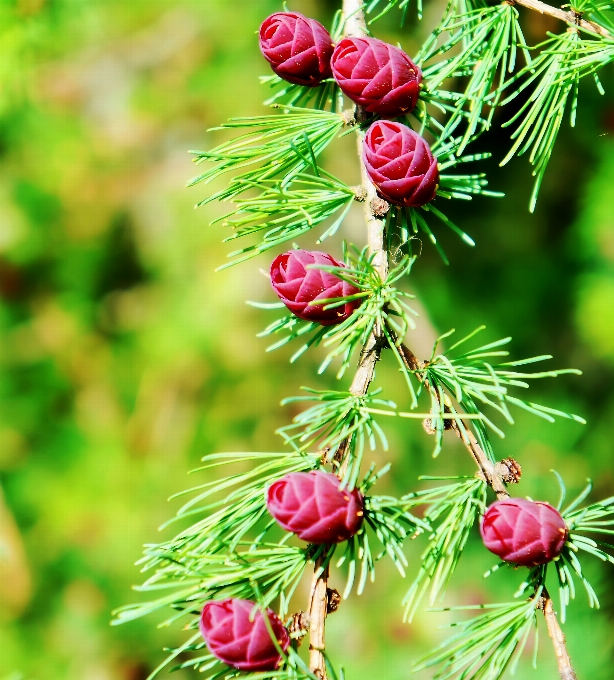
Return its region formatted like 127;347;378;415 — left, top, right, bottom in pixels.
452;425;510;500
398;343;511;500
308;558;330;677
511;0;613;39
542;587;578;680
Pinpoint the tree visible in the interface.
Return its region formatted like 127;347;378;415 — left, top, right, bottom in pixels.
114;1;614;679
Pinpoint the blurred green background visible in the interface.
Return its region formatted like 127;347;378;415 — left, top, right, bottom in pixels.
0;0;613;678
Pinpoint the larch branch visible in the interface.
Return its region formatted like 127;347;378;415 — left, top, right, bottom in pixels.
309;0;587;676
511;0;613;39
398;343;510;501
401;340;576;678
307;1;387;677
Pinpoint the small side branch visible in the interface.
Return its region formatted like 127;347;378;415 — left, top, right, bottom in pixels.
512;0;613;38
461;418;576;679
398;343;510;500
398;347;577;679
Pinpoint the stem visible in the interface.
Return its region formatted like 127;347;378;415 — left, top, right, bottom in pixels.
307;2;386;677
542;587;578;680
453;425;510;500
308;558;330;678
400;345;578;680
402;353;579;673
511;0;613;39
398;343;509;500
398;340;578;678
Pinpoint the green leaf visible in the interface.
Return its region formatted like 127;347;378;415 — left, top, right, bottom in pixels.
417;327;585;450
421;3;530;151
366;0;417;23
278;388;395;490
261;74;342;112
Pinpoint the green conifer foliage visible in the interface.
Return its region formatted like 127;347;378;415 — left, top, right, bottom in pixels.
116;1;614;679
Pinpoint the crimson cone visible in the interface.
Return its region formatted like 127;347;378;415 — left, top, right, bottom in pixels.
267;470;364;543
270;250;360;326
363;120;439;208
200;598;289;671
331;37;421;116
259;12;334;86
481;498;568;567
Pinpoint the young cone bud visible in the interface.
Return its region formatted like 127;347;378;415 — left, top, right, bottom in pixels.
259;12;334;86
200;599;289;671
270;250;360;326
266;470;364;543
480;498;568;567
331;37;421;116
363;120;439;208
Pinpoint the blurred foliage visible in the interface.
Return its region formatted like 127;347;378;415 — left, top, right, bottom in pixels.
0;0;612;679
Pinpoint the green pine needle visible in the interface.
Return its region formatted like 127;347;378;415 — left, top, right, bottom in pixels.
498;32;613;211
261;74;342;113
279;388;395;490
214;172;354;268
415;598;540;679
189;107;343;205
403;477;487;621
413;327;585;456
366;0;417;24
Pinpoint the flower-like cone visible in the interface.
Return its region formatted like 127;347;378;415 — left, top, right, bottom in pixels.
259;12;334;86
480;498;568;567
200;599;289;671
270;250;360;326
266;470;364;543
331;37;421;116
363;120;439;208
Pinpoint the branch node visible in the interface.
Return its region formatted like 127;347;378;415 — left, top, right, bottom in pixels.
423;405;455;435
494;458;522;484
289;611;310;644
370;196;390;218
423;418;437;435
326;588;341;613
319;447;332;465
332;438;350;468
341;109;356;126
351;185;368;202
